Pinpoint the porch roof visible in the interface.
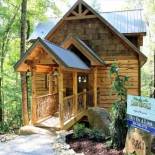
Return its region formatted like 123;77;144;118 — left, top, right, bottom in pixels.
14;37;90;71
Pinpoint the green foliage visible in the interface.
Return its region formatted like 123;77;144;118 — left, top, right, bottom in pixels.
123;0;155;97
0;0;64;132
0;121;10;133
73;123;105;142
87;128;105;142
109;64;128;149
73;123;86;138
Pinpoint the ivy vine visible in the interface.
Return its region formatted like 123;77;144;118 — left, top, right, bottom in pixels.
109;64;129;149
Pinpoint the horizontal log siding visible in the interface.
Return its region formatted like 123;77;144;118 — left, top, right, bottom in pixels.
35;73;48;96
63;71;73;96
97;59;139;109
48;18;140;109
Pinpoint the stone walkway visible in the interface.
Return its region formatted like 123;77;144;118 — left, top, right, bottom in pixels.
0;134;56;155
0;126;82;155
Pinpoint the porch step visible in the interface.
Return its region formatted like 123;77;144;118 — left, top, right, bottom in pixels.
35;116;60;131
19;125;57;136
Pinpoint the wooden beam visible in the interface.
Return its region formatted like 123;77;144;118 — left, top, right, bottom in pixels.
31;71;37;124
62;67;90;73
62;110;87;130
72;11;79;16
79;3;82;14
64;15;96;20
35;65;53;73
93;67;97;107
83;89;87;110
73;72;78;115
82;9;89;15
58;68;64;128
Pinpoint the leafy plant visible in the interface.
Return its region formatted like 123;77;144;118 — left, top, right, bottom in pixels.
73;123;105;142
109;64;129;149
73;123;87;138
88;128;105;142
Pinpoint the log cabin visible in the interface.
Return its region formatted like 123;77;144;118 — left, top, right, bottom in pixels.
15;0;147;130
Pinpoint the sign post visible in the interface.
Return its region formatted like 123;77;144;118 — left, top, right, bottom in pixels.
124;95;154;155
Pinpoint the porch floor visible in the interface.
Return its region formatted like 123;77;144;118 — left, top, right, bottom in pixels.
35;116;60;130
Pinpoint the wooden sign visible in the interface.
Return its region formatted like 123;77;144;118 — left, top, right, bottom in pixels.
124;128;151;155
127;95;155;134
124;95;154;155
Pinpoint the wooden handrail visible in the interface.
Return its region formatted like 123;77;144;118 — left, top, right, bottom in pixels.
63;95;74;101
35;93;58;99
77;91;85;96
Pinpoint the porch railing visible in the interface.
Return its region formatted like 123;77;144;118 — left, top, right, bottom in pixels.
35;93;58;121
63;89;87;122
77;90;87;113
63;95;74;122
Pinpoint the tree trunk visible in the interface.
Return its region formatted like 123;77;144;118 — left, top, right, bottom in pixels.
0;77;3;122
20;0;29;125
154;50;155;98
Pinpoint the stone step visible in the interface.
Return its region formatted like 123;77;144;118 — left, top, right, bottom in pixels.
19;125;56;136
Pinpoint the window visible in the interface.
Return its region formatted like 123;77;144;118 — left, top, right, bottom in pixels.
78;75;87;83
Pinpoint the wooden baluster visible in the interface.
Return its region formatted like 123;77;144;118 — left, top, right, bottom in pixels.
31;71;37;124
83;89;87;110
58;68;64;128
49;72;52;94
73;72;77;115
93;67;97;107
48;73;53;113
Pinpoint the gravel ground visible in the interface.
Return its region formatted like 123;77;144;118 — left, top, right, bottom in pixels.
0;134;56;155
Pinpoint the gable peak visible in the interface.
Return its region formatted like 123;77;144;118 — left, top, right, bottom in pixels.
64;0;95;20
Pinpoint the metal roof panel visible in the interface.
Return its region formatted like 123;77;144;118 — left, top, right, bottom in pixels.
41;39;89;70
29;9;146;40
100;9;146;33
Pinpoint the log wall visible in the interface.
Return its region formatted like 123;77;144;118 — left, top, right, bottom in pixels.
35;73;49;96
47;18;140;109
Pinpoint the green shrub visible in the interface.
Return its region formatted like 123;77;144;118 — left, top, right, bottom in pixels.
73;123;105;142
0;121;10;133
73;123;87;138
88;128;105;142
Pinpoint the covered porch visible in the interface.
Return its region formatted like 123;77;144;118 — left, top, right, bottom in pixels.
15;37;104;130
33;68;96;130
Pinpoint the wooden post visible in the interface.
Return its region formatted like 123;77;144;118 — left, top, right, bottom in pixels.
48;72;52;94
73;72;78;115
83;89;87;110
31;71;37;124
93;67;97;107
58;68;64;128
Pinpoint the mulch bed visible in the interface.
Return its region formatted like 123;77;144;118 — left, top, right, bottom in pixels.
66;134;123;155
